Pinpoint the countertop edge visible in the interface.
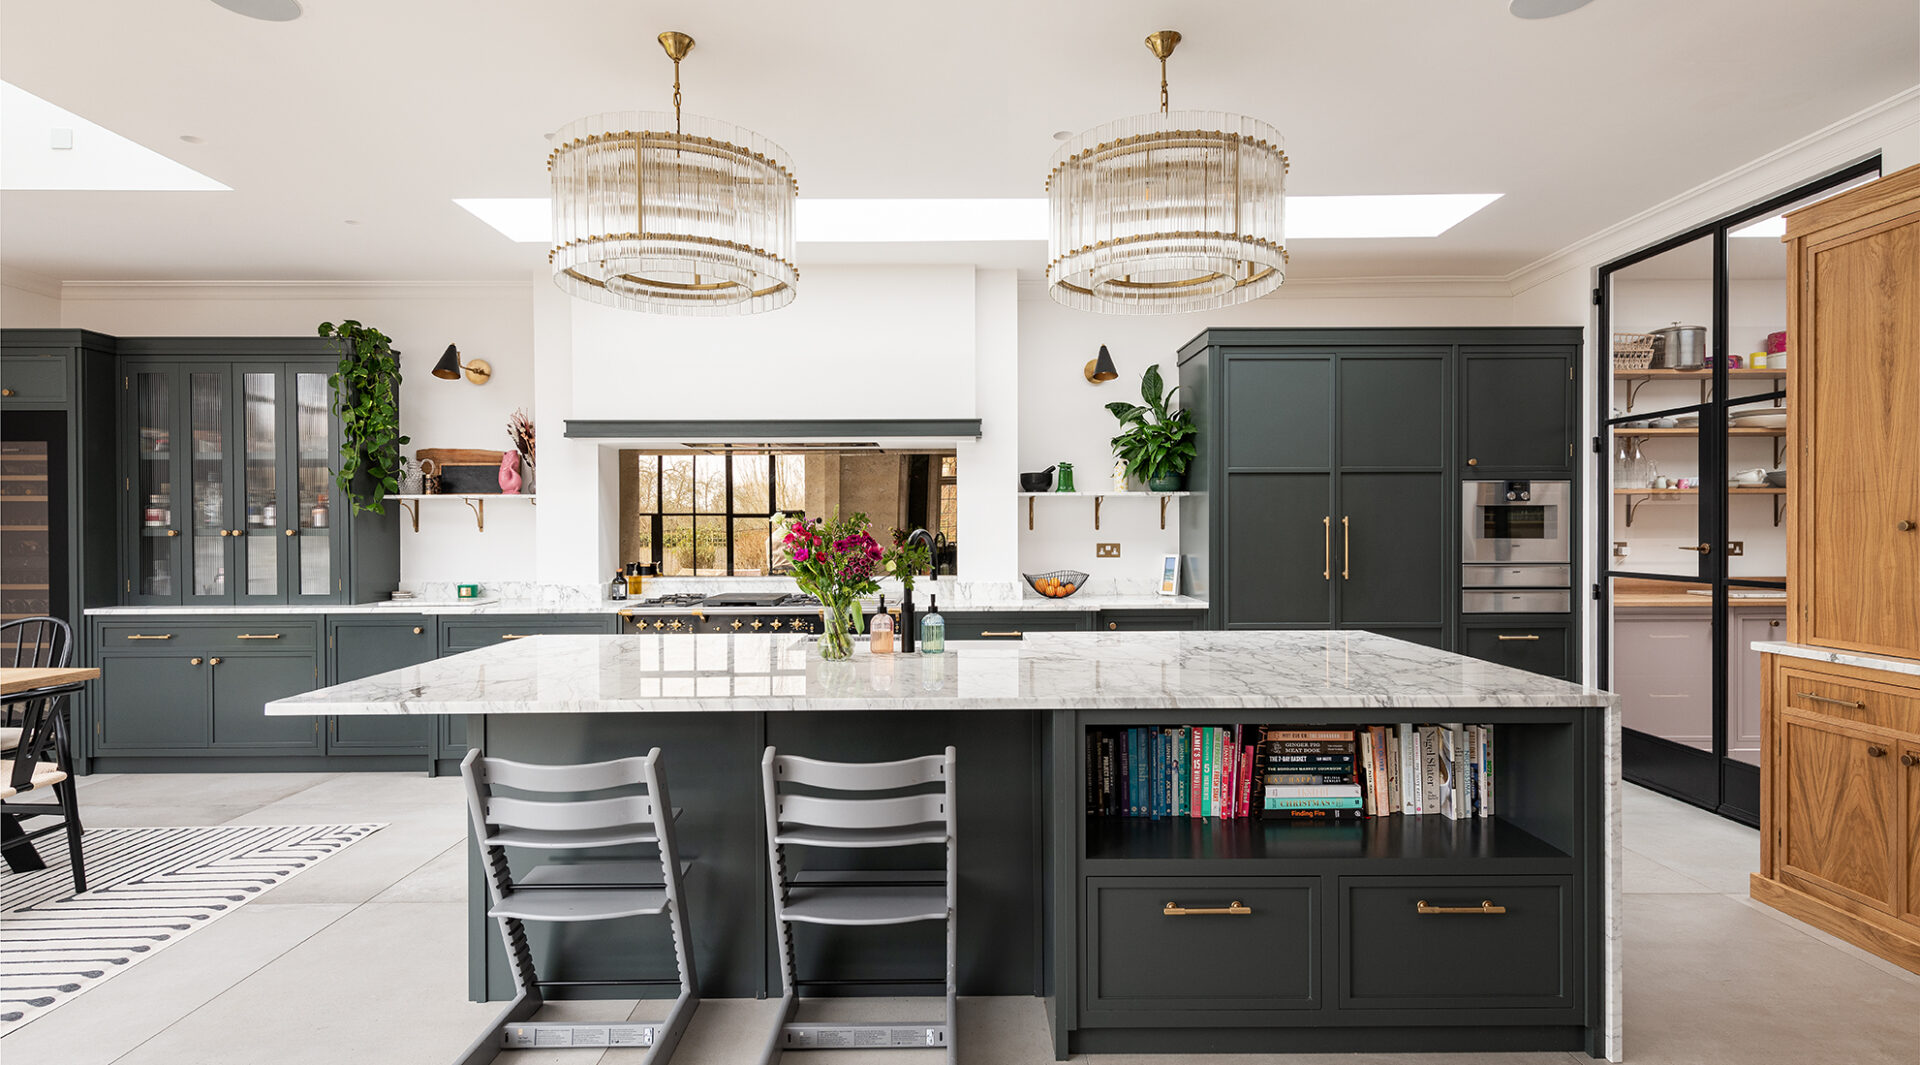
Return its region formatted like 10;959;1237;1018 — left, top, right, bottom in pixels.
1752;641;1920;678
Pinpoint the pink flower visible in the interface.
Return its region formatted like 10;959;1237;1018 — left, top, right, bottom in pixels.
794;547;810;562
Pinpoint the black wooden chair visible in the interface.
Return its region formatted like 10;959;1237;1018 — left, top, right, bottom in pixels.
0;616;86;892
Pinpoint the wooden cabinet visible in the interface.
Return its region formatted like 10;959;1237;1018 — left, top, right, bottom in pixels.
1787;164;1920;660
1778;711;1901;912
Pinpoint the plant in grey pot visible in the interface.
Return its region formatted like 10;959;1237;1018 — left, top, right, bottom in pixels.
1106;363;1196;492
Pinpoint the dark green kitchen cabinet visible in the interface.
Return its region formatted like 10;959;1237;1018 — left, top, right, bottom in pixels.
1095;610;1207;632
97;654;209;751
326;615;435;753
210;653;322;751
1460;617;1574;681
940;611;1093;640
90;616;322;757
1460;349;1576;474
434;614;621;767
1336;472;1449;637
1225;473;1336;627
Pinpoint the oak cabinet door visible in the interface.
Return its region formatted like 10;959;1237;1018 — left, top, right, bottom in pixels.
1780;715;1900;913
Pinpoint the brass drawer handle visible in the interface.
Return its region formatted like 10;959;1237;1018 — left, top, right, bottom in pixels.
1867;745;1887;758
980;630;1023;638
1;388;15;397
236;633;281;640
1496;634;1541;641
190;657;203;666
500;633;532;640
1164;901;1251;916
1795;691;1865;710
1416;900;1507;915
208;657;222;666
412;626;425;635
1109;621;1118;630
126;633;173;640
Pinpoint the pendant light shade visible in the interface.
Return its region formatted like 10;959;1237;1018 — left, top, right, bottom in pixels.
548;32;799;315
1047;31;1288;315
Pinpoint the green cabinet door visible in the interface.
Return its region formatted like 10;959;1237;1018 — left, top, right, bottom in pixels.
209;654;322;751
1336;472;1449;632
96;654;210;751
1224;473;1335;627
1461;351;1574;473
327;616;434;752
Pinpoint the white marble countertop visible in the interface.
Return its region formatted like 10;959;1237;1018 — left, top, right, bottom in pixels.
1752;641;1920;678
85;592;1208;617
266;630;1617;716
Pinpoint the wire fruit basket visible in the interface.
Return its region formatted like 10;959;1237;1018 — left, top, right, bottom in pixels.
1612;333;1656;372
1023;570;1088;599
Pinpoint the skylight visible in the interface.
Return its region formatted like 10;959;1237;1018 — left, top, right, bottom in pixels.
453;194;1504;244
1730;216;1785;238
0;81;228;191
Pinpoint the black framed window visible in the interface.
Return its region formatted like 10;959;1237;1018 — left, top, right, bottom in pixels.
623;453;807;576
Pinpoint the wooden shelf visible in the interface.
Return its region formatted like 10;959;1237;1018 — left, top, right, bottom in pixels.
389;493;535;533
1617;426;1785;437
1020;490;1191;531
1613;367;1786;380
1614;486;1784;495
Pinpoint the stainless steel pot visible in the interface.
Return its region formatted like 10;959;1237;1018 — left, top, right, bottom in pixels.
1650;323;1707;369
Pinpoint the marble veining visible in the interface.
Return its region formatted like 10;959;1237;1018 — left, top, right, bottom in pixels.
86;588;1207;617
267;629;1617;716
1751;640;1920;678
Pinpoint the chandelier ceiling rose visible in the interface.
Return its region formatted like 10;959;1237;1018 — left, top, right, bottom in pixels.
1046;29;1288;315
548;29;799;315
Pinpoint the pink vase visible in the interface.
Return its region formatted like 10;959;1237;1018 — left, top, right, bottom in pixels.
498;451;522;494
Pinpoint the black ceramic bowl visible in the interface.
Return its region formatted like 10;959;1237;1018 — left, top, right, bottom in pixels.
1020;471;1052;492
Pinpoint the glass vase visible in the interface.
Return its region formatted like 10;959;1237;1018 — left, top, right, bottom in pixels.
818;597;858;661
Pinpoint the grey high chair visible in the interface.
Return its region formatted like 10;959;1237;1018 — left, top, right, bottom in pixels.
759;745;958;1064
458;748;697;1065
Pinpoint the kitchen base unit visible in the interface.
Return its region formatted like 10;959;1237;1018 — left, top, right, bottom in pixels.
271;629;1622;1061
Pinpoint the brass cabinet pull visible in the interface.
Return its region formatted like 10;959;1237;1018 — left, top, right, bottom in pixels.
167;529;179;537
981;630;1024;638
208;657;222;666
1898;520;1915;531
284;528;296;537
1;388;14;397
1342;516;1351;580
1164;900;1251;916
190;657;203;666
1109;621;1118;630
220;529;231;537
1416;900;1506;915
1795;691;1865;710
500;633;532;640
126;633;173;640
1866;745;1888;758
231;528;244;537
1496;634;1541;641
1323;516;1331;580
1466;458;1479;466
412;626;424;635
236;633;281;640
1901;753;1918;767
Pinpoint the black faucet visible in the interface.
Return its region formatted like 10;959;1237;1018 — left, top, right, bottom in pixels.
899;527;937;653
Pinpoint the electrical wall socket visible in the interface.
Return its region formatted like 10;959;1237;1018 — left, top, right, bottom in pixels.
1726;541;1744;556
1096;543;1121;558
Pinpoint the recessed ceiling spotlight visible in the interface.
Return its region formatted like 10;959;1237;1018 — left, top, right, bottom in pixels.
1052;130;1074;141
1509;0;1595;17
210;0;303;22
179;134;204;144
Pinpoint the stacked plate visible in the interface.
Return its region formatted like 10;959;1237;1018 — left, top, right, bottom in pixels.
1728;408;1788;429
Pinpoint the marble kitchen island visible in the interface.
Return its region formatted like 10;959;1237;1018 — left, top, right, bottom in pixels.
269;630;1622;1061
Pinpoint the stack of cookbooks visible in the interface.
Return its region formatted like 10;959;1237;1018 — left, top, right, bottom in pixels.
1257;725;1495;820
1259;728;1364;819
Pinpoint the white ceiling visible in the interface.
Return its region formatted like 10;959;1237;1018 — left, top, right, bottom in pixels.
1;0;1914;284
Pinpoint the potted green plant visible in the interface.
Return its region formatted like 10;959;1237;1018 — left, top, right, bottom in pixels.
318;320;409;514
1106;363;1197;492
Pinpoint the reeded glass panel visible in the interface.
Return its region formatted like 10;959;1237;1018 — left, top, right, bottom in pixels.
189;372;226;596
241;372;278;596
295;372;332;595
134;371;175;596
1;441;53;620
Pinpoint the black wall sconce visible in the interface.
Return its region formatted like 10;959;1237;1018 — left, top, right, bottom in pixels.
432;344;492;384
1084;344;1118;384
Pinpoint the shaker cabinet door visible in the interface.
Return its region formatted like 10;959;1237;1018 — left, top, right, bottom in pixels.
97;654;209;751
327;617;434;752
1461;351;1573;473
1779;714;1901;913
209;654;322;752
1335;473;1448;629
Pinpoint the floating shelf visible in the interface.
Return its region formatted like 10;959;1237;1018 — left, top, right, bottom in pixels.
1616;485;1785;527
388;493;536;533
1616;426;1785;437
1018;490;1193;531
1613;368;1786;380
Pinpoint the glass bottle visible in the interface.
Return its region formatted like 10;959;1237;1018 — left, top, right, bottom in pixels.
870;595;895;654
609;570;628;601
919;595;945;654
1055;462;1076;493
626;562;646;596
1614;437;1632;486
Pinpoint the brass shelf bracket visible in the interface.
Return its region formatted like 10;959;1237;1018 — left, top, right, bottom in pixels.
397;497;419;533
1160;495;1170;529
464;496;485;531
1028;496;1035;531
1094;495;1103;530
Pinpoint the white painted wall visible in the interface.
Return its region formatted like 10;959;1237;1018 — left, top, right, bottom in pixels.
0;271;61;327
1015;283;1522;589
54;282;536;585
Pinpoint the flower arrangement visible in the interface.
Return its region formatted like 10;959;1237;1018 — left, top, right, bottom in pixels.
882;527;934;594
780;510;883;660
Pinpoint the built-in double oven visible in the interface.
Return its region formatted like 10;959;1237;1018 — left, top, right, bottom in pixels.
1462;480;1572;613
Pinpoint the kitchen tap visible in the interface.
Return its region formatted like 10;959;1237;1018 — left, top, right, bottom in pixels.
900;527;937;653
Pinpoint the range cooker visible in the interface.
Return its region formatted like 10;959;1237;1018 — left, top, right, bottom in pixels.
618;591;835;635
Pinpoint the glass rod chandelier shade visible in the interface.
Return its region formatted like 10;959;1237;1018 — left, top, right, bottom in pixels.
1047;31;1288;315
548;32;799;315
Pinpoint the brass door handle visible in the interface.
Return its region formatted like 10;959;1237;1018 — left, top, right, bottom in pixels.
1901;753;1918;767
981;630;1024;637
1342;516;1351;580
1678;543;1711;554
500;634;531;640
1795;691;1865;710
190;657;203;666
208;657;222;666
1322;516;1331;581
1164;901;1251;916
126;633;173;640
1496;634;1541;641
412;627;424;635
1866;745;1887;758
284;528;296;537
236;633;281;640
1416;900;1506;915
167;529;179;537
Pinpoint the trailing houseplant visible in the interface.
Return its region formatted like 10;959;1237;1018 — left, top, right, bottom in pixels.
318;320;409;514
1106;363;1197;491
780;510;884;661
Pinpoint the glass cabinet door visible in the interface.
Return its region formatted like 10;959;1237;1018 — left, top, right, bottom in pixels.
186;369;230;600
235;367;282;600
292;370;335;598
129;367;180;600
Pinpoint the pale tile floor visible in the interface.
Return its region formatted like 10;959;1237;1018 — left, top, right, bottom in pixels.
3;774;1916;1064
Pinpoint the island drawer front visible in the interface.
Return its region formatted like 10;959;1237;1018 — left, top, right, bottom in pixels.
1778;668;1920;735
0;352;69;405
1338;875;1577;1011
1098;610;1207;632
96;620;319;652
1461;620;1572;681
1084;876;1320;1017
944;612;1091;640
440;615;617;651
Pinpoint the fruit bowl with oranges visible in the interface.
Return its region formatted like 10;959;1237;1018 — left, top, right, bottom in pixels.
1023;570;1089;599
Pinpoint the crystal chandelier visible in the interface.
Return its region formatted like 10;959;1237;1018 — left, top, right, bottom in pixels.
549;31;799;315
1047;30;1288;315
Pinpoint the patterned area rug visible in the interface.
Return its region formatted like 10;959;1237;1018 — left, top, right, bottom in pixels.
0;823;383;1034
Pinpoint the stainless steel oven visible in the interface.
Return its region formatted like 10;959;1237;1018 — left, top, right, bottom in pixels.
1461;480;1570;564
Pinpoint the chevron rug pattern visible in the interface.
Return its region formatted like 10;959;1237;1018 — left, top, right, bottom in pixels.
0;823;383;1034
